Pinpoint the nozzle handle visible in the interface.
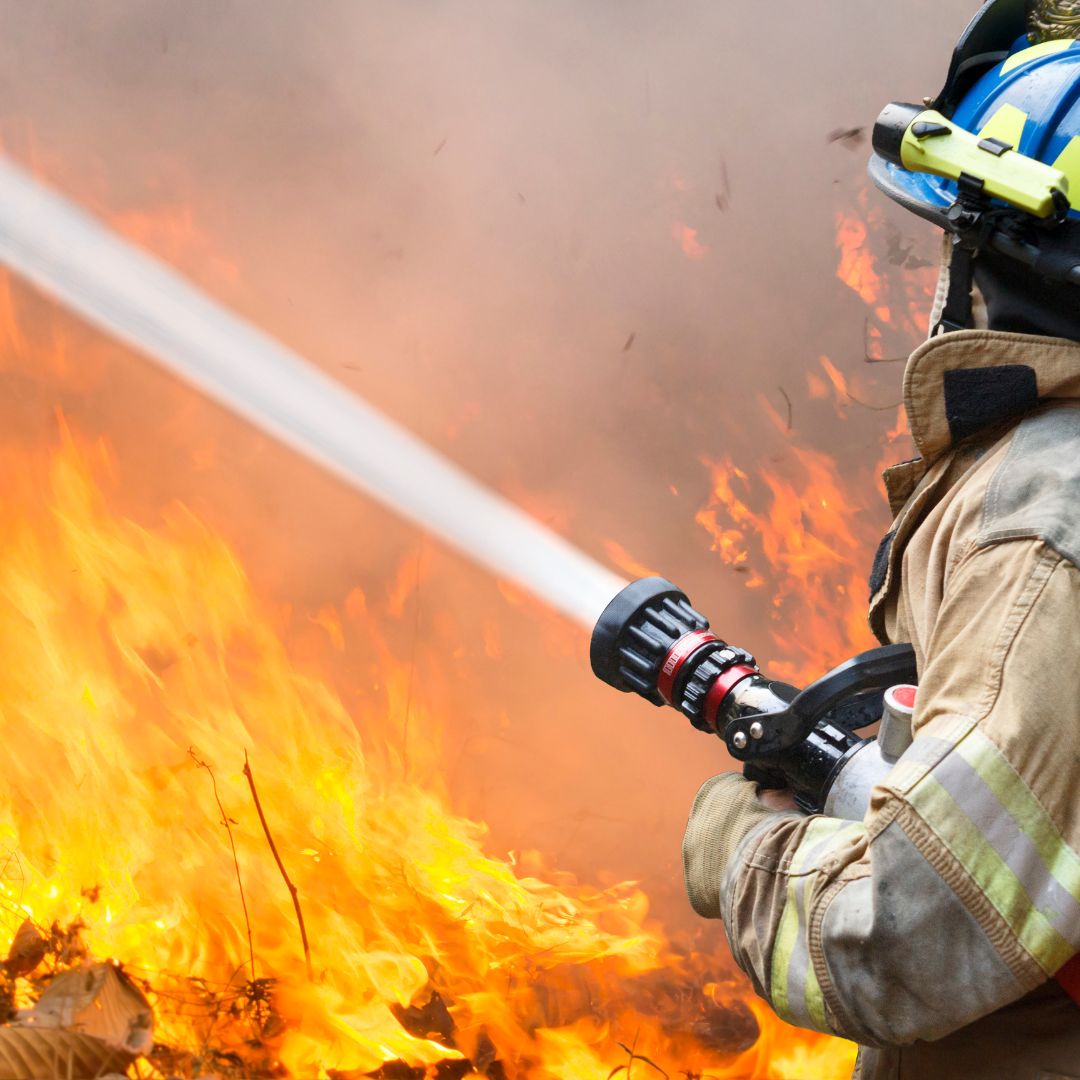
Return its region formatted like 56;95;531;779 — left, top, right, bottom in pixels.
723;643;918;759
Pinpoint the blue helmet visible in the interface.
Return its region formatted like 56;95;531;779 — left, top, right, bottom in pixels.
870;0;1080;328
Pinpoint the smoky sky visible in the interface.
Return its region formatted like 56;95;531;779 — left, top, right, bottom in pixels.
0;1;978;925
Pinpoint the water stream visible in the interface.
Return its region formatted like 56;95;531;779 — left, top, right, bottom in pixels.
0;156;626;630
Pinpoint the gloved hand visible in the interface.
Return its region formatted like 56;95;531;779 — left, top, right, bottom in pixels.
681;772;802;918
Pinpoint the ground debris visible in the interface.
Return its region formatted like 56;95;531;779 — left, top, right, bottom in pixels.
0;953;148;1076
4;920;45;978
23;962;153;1054
0;1027;134;1079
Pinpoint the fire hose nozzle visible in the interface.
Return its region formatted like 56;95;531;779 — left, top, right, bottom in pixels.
590;577;758;733
592;577;919;813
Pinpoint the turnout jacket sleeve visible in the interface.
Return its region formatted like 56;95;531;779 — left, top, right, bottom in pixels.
682;539;1080;1048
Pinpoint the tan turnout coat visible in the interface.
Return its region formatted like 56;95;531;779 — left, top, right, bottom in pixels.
683;330;1080;1079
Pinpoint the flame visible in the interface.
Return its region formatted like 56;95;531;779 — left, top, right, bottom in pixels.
834;213;881;306
698;198;927;684
0;263;855;1075
837;191;938;359
696;446;876;684
602;540;662;582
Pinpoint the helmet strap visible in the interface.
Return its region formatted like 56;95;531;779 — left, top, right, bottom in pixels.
934;237;976;335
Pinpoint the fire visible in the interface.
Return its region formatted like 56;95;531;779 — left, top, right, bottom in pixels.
602;540;662;583
837;191;938;361
834;213;881;306
696;446;877;685
698;196;929;684
0;153;903;1073
674;222;708;261
0;340;856;1073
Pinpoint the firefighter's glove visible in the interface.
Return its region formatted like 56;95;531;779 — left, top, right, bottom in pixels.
682;772;793;919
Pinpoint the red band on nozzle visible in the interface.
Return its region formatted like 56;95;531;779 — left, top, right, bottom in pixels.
656;630;718;704
703;665;758;733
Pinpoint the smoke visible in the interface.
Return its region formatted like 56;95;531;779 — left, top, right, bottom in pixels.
0;0;976;923
0;155;627;626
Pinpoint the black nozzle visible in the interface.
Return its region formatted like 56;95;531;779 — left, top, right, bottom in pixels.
591;577;757;731
591;575;920;813
590;577;707;703
872;101;923;167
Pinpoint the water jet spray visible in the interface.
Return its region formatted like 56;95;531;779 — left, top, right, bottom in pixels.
0;156;624;630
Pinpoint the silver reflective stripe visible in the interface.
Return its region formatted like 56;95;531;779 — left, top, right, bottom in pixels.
933;752;1080;944
908;727;1080;972
886;719;974;795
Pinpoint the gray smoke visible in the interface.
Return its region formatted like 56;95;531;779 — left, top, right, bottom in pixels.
0;0;979;920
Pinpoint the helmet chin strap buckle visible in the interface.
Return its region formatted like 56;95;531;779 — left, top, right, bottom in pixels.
934;199;987;335
933;187;1035;336
934;240;977;336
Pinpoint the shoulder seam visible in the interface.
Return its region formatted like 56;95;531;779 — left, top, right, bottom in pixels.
978;406;1080;570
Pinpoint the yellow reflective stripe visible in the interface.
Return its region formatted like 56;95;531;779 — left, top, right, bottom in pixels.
805;964;828;1031
1053;138;1080;209
977;104;1029;148
770;873;799;1019
769;818;862;1031
909;733;1080;974
954;732;1080;906
922;714;976;743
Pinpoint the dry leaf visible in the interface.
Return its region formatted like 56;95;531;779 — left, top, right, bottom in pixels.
24;962;153;1054
5;921;45;978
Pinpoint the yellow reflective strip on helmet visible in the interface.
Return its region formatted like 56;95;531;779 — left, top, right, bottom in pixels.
1053;137;1080;208
899;109;1069;218
1001;38;1076;76
977;104;1030;148
908;746;1080;974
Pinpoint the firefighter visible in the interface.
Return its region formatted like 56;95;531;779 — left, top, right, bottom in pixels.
681;2;1080;1077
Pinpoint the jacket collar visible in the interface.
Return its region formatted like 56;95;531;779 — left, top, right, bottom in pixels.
903;329;1080;463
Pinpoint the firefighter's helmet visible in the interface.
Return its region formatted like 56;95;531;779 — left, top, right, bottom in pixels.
870;0;1080;330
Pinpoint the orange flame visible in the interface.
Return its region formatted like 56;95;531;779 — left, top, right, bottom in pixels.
696;445;877;684
0;244;855;1075
697;197;927;683
602;539;662;582
674;222;708;261
834;213;881;306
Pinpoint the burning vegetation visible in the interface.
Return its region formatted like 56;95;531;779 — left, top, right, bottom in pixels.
0;184;925;1078
0;11;937;1070
0;396;857;1079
